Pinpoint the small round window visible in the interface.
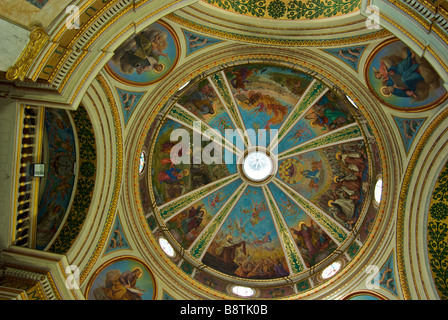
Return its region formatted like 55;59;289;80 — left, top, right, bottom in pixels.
231;286;255;297
159;237;176;258
374;178;383;204
139;151;146;174
321;261;342;279
346;95;359;108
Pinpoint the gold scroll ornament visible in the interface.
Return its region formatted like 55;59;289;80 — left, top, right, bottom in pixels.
6;27;49;82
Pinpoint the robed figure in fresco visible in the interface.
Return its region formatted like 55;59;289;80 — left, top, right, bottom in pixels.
215;235;247;265
372;45;441;102
93;267;146;300
377;48;424;100
111;27;168;75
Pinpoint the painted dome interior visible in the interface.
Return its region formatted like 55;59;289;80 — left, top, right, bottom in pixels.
3;0;448;302
140;63;382;297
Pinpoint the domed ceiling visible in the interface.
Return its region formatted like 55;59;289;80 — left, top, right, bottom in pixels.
6;0;448;302
138;62;383;298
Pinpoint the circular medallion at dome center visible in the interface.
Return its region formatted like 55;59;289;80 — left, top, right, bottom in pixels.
242;150;275;183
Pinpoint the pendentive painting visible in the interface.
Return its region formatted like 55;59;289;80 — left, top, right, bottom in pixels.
87;257;156;300
106;21;179;86
366;39;446;111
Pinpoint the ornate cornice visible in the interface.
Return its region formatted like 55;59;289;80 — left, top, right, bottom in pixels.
6;27;49;82
166;12;392;46
396;107;448;300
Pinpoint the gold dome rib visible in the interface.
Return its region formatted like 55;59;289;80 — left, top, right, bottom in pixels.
189;182;248;259
272;177;349;246
262;185;307;274
278;122;364;160
271;79;329;150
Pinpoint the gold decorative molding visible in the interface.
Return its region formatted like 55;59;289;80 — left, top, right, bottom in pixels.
386;0;448;52
6;27;49;82
166;13;392;47
178;7;368;36
79;74;123;285
0;261;63;300
0;275;46;300
386;0;432;31
396;106;448;300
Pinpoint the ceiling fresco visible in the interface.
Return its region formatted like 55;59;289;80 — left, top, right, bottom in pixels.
365;39;447;111
105;21;180;86
36;109;76;250
87;257;156;300
139;61;382;296
3;0;448;303
427;160;448;300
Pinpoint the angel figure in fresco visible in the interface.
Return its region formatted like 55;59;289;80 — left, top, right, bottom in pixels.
278;198;298;219
250;231;272;248
120;92;137;119
230;217;250;236
402;119;419;140
111;27;168;75
108;228;124;250
185;32;208;48
208;190;229;210
338;47;364;63
287;123;313;144
373;46;441;102
242;200;267;227
120;92;137;112
230;66;258;92
235;90;289;129
93;267;145;300
378;261;396;292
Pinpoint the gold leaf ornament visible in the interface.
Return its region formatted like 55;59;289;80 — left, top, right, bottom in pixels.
6;27;49;81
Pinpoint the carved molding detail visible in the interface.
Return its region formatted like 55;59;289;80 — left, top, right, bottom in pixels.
6;27;49;82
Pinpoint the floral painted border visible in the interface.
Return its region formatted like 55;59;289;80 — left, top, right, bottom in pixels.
428;160;448;300
49;105;97;255
203;0;361;20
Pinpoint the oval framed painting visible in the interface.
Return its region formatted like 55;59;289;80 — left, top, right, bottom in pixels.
105;20;179;86
365;38;447;112
86;256;156;300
